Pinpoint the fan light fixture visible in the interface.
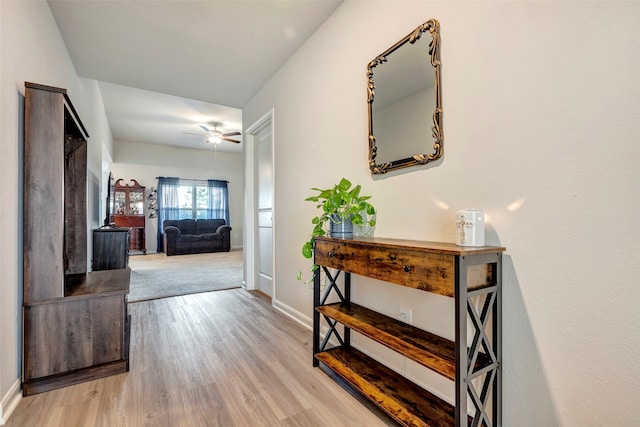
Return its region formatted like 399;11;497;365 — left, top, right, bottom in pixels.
184;123;242;144
207;132;223;144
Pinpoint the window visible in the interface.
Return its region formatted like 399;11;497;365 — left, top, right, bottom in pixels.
178;184;208;219
174;179;229;221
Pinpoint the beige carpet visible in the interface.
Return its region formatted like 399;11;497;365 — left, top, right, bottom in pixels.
128;249;243;302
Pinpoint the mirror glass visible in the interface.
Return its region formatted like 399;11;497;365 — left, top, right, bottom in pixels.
368;19;442;174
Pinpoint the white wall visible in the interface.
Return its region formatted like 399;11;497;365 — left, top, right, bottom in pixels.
243;1;640;426
81;78;115;266
0;1;113;422
110;140;244;252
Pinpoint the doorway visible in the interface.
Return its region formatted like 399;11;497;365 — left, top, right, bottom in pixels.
245;110;275;298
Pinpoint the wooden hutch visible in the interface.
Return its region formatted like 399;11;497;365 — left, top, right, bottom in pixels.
22;82;130;395
110;178;146;254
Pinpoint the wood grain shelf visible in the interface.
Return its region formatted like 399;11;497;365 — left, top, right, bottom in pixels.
316;303;489;380
315;347;458;427
65;268;131;298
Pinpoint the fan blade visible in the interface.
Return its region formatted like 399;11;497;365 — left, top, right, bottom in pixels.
199;124;211;132
222;131;241;137
222;137;241;144
183;132;204;136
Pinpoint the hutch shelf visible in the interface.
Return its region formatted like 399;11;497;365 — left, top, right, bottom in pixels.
110;178;146;254
312;236;506;427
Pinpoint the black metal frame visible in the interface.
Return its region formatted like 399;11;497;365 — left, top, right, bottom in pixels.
313;252;503;427
455;252;503;427
313;266;351;367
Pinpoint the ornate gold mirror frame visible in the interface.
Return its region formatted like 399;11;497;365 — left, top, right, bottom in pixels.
367;19;442;174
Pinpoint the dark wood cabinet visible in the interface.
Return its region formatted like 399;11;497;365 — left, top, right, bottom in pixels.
22;82;130;396
312;236;505;426
92;228;130;270
110;179;146;254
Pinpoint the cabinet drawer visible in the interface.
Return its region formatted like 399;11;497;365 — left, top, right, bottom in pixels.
314;238;493;297
314;239;453;295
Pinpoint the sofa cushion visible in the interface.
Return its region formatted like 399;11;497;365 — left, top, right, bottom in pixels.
164;219;197;235
177;233;223;242
196;219;226;234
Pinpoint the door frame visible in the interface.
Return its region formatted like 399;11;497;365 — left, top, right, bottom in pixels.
243;109;275;299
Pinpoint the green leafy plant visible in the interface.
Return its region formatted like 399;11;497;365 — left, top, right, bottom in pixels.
297;178;376;285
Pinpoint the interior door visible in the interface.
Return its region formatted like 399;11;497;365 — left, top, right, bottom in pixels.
256;123;273;297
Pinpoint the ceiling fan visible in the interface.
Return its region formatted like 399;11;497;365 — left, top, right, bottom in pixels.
185;122;241;144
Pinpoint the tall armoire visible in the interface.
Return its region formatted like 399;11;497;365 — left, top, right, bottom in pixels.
22;82;131;396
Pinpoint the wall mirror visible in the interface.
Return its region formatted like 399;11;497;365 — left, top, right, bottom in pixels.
367;19;442;174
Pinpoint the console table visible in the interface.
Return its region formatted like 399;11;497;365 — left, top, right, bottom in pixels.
313;236;505;426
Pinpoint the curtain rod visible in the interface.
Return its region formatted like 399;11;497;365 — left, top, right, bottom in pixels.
156;177;229;183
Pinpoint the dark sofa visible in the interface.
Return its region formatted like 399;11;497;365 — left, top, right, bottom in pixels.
163;219;232;256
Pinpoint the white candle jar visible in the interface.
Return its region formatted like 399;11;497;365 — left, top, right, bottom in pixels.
456;209;485;247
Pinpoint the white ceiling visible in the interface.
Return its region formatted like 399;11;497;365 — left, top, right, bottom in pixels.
48;0;343;153
96;81;244;152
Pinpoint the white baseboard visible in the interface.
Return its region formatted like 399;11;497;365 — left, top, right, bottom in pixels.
272;298;312;330
271;298;342;351
0;379;21;425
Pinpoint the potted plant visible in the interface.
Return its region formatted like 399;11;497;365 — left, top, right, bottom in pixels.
298;178;376;285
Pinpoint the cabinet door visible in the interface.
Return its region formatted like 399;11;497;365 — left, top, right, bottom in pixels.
114;190;126;215
128;190;144;215
93;230;129;270
24;88;65;302
24;296;125;380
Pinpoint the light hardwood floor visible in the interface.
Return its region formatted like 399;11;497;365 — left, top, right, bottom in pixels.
7;289;396;426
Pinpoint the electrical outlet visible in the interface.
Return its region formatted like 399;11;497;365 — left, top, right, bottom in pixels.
398;306;412;324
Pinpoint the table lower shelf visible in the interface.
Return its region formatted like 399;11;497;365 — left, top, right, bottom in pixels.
315;346;459;427
317;302;489;381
